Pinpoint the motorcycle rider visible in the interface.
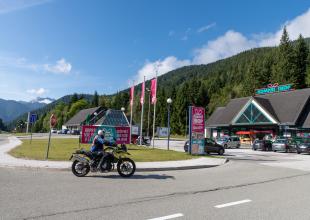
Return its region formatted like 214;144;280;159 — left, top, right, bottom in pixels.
91;129;105;152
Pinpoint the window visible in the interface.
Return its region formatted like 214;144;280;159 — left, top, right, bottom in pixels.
235;103;272;125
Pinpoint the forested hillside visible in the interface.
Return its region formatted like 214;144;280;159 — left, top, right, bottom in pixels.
7;28;310;135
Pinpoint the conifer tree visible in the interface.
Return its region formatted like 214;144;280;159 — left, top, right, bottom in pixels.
271;26;296;85
92;91;99;107
294;34;309;88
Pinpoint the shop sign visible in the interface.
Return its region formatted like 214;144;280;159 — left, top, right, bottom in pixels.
255;83;293;95
81;125;130;144
189;106;205;155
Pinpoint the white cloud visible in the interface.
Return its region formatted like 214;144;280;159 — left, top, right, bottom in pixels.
0;0;51;14
197;22;216;33
133;8;310;83
135;56;191;83
193;30;256;64
259;8;310;47
44;58;72;74
27;88;47;95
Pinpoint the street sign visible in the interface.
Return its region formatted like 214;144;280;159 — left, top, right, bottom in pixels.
30;114;38;124
50;114;57;128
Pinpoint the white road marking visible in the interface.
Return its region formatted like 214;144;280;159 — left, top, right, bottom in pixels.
215;199;252;208
147;213;184;220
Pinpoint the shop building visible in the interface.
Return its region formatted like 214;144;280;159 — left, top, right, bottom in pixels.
206;88;310;142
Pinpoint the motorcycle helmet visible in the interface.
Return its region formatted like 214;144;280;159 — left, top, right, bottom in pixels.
98;130;105;136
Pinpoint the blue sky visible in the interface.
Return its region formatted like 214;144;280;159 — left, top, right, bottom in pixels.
0;0;310;101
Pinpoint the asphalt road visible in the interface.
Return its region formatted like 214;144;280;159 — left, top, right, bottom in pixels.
2;136;310;219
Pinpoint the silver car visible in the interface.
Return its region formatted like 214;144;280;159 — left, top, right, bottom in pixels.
216;136;240;149
272;139;297;153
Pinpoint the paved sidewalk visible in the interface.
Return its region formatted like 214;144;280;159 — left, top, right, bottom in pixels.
0;136;227;171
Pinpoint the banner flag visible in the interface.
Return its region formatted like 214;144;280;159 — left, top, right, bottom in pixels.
150;78;157;104
140;80;145;105
130;86;134;107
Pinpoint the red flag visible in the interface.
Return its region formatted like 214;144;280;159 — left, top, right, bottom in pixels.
151;78;157;104
140;81;145;105
130;86;134;107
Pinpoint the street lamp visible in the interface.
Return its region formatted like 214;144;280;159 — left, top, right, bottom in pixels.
167;98;172;150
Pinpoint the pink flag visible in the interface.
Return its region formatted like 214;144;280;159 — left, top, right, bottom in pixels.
130;86;134;107
151;78;157;104
140;81;145;105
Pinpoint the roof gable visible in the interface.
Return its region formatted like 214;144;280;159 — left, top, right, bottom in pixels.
95;109;129;126
65;107;101;126
254;88;310;124
232;98;278;125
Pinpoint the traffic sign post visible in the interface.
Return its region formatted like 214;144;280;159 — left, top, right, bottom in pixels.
29;114;37;144
46;114;57;160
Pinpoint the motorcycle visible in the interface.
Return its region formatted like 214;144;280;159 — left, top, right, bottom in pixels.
69;144;136;178
134;136;151;146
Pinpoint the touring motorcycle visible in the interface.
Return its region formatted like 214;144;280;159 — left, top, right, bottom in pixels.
70;144;136;177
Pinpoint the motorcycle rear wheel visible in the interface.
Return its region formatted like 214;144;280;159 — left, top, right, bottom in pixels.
117;158;136;177
72;160;90;177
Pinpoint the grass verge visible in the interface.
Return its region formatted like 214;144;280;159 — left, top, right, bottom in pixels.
9;138;199;162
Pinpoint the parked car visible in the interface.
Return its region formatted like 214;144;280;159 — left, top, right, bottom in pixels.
57;130;62;134
272;138;297;153
296;139;310;154
216;136;240;149
184;138;225;155
252;139;272;151
71;129;80;135
51;128;57;133
61;129;69;134
240;135;251;144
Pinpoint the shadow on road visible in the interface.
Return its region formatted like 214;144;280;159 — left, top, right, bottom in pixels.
87;174;175;180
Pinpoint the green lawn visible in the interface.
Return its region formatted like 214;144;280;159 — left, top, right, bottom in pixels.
9;138;198;162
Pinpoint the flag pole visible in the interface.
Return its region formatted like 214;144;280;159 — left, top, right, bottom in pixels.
140;76;145;146
152;73;158;148
129;81;134;144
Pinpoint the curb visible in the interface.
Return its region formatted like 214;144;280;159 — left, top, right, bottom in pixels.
0;158;229;172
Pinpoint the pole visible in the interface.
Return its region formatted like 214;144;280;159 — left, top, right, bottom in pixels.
152;73;158;148
26;112;30;134
147;89;151;137
185;110;187;139
130;81;134;144
140;76;145;146
46;130;51;160
30;123;33;144
188;106;192;155
167;103;171;150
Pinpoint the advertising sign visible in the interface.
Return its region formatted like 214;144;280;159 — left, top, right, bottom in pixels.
81;125;130;144
189;106;205;155
255;83;293;95
157;127;169;137
131;125;139;135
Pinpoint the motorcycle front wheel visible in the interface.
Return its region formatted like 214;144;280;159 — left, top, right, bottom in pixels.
117;158;136;177
71;160;90;177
